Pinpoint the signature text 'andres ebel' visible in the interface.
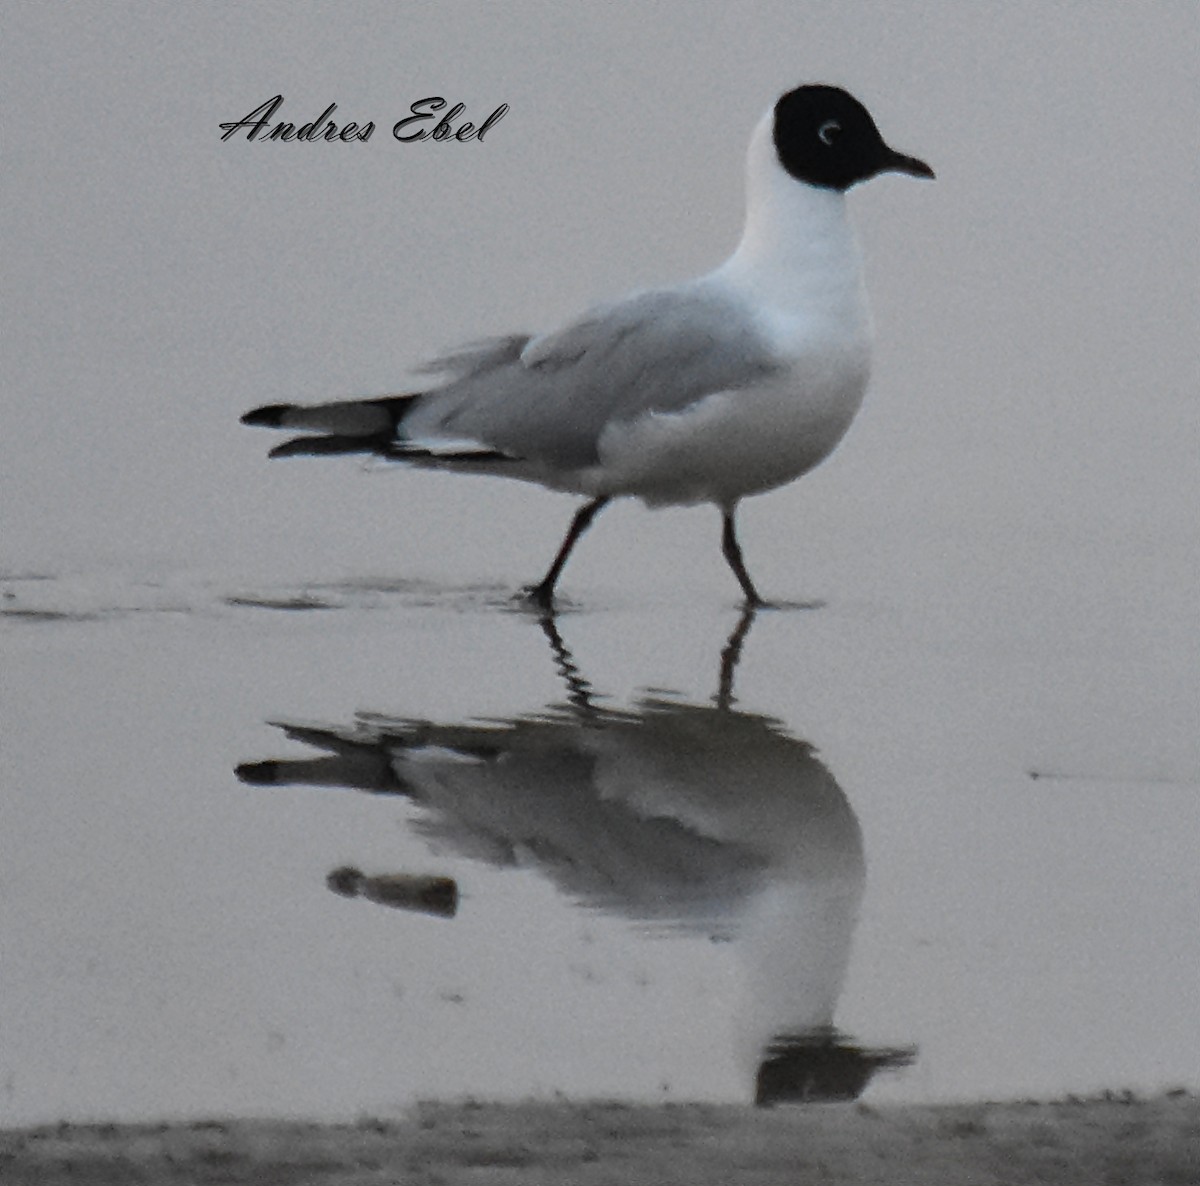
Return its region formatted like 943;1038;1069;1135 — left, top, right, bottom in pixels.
218;96;508;144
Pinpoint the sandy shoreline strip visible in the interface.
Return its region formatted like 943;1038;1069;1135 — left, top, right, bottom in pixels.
2;1093;1196;1185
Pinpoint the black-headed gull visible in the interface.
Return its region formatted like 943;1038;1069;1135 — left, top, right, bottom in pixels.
243;84;933;606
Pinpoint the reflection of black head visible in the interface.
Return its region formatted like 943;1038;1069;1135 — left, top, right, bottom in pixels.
754;1033;915;1106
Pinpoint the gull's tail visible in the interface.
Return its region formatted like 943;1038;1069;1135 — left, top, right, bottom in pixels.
241;393;515;465
240;395;418;459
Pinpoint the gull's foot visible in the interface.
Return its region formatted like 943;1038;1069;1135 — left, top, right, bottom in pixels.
751;597;827;612
515;583;556;612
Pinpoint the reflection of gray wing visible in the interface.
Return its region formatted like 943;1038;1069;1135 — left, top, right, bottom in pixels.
241;702;857;932
403;288;782;468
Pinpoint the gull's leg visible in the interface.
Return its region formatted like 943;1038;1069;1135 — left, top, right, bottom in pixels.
721;506;767;609
524;496;610;607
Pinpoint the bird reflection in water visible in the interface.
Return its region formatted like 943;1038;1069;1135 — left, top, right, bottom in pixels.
237;609;914;1104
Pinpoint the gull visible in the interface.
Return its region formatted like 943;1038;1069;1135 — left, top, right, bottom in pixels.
242;84;933;606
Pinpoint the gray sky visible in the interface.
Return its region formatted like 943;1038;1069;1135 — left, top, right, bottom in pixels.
3;2;1196;590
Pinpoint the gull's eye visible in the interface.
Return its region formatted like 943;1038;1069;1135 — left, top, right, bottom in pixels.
818;119;841;146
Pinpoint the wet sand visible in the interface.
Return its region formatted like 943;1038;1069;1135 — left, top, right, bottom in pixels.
3;1093;1196;1185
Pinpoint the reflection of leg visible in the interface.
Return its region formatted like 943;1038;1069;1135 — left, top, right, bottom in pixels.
536;612;597;714
525;496;611;607
716;605;758;710
721;506;766;608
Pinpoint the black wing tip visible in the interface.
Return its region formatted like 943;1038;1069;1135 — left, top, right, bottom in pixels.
235;760;281;785
242;403;294;427
268;435;383;459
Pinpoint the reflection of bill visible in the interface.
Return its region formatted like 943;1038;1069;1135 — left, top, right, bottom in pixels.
237;610;914;1103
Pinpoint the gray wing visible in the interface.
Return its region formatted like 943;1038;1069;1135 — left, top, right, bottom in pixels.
401;288;782;468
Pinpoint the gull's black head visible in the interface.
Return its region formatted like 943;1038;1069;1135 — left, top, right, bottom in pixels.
773;84;934;191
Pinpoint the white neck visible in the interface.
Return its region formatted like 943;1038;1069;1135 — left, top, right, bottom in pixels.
712;111;869;330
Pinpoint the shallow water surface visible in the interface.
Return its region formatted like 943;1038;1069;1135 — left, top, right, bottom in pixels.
1;566;1197;1123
